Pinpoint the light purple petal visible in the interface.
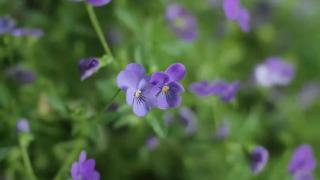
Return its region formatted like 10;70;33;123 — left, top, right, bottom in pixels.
83;159;96;172
146;136;159;150
133;100;150;117
86;0;111;7
126;87;136;105
165;63;186;82
189;81;212;96
179;107;197;135
223;0;241;20
155;92;169;109
288;144;316;174
78;58;100;81
71;162;79;179
237;8;250;32
116;64;146;90
91;171;100;180
79;151;87;163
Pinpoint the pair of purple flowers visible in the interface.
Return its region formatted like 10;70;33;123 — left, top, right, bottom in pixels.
117;63;186;117
223;0;250;32
0;16;43;37
189;80;240;102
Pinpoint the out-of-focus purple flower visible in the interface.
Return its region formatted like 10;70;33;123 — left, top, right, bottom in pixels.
11;28;43;38
223;0;251;32
71;151;100;180
78;58;100;81
189;81;212;97
298;82;320;109
0;16;16;34
16;119;30;133
288;144;316;175
150;63;185;109
293;172;314;180
166;4;198;42
117;63;152;117
210;80;240;102
215;121;230;140
146;136;159;150
163;112;174;125
237;8;250;32
86;0;111;7
250;146;269;174
255;57;295;87
6;66;36;85
179;107;197;135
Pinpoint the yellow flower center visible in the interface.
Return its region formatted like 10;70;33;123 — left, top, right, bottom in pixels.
162;86;170;94
134;90;142;97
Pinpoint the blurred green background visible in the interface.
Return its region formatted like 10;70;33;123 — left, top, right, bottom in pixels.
1;0;320;179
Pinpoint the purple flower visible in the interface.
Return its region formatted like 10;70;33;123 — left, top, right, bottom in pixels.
189;81;212;97
298;82;320;109
6;66;36;85
0;16;16;34
71;151;100;180
210;80;240;102
215;121;230;140
293;172;314;180
117;63;152;117
255;57;295;87
16;119;30;133
237;8;250;32
150;63;185;109
250;146;269;174
179;107;197;135
288;144;316;175
223;0;251;32
86;0;111;7
146;136;159;150
78;57;100;81
166;4;198;42
11;28;43;38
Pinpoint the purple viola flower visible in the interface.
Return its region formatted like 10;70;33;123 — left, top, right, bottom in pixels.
237;8;250;32
117;63;152;117
150;63;185;109
288;144;316;175
11;28;43;38
223;0;241;20
78;57;100;81
166;4;198;42
71;151;100;180
250;146;269;174
215;121;230;140
16;119;30;133
189;81;212;97
86;0;111;7
293;172;314;180
211;80;240;102
254;57;295;87
0;16;16;35
179;107;197;135
146;136;159;151
6;66;36;85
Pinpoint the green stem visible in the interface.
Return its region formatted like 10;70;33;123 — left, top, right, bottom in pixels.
105;89;121;111
19;138;37;180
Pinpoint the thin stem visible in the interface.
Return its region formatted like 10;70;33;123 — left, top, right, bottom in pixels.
104;88;121;111
19;138;37;180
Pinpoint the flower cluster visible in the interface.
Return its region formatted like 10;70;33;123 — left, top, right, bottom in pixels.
223;0;250;32
189;80;240;102
117;63;186;117
254;57;295;87
288;144;316;180
0;16;43;37
166;4;198;42
71;151;100;180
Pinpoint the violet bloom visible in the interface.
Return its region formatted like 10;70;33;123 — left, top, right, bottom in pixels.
237;8;250;32
288;144;316;175
117;63;152;117
215;121;230;140
86;0;111;7
250;146;269;174
16;119;30;133
255;57;295;87
0;16;16;34
11;28;43;38
166;4;198;42
223;0;251;32
179;107;197;135
78;58;100;81
146;136;159;150
150;63;185;109
6;66;36;85
71;151;100;180
189;81;212;97
210;80;240;102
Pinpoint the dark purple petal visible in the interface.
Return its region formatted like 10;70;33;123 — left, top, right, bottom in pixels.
223;0;241;20
6;66;36;85
86;0;111;7
179;107;197;135
16;118;30;133
146;136;159;150
116;63;146;90
11;28;43;37
288;144;316;175
165;63;186;82
189;81;212;96
78;58;100;81
237;8;250;32
0;16;16;34
150;72;170;86
250;146;269;174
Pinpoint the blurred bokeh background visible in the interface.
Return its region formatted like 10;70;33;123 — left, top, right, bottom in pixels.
1;0;320;179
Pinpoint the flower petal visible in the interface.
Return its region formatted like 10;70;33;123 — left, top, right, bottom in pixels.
79;151;87;163
155;92;169;109
189;81;211;96
169;81;184;93
133;100;150;117
71;162;79;179
126;87;136;105
237;8;250;32
150;72;169;86
167;91;181;108
223;0;241;20
165;63;186;82
83;159;96;172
